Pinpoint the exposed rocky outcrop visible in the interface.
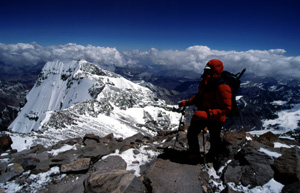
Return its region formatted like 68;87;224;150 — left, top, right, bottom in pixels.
0;135;13;154
0;130;300;192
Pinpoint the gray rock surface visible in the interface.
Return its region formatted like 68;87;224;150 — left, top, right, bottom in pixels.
0;130;299;192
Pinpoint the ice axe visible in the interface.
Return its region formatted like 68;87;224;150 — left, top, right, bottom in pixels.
173;106;186;148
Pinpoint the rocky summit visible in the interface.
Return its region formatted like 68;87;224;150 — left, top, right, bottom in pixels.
1;129;299;193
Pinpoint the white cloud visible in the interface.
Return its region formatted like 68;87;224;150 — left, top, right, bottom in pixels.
0;42;125;67
1;42;300;79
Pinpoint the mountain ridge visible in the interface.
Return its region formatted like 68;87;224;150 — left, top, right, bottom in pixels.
7;59;180;148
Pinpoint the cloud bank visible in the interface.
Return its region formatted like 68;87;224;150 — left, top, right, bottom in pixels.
1;42;300;79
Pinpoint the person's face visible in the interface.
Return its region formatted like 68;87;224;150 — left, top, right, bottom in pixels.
202;68;213;78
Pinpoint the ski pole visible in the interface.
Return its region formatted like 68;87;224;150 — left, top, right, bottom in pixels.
173;106;186;148
202;128;206;164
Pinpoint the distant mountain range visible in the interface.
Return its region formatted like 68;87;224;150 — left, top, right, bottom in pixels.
116;65;300;133
1;59;300;140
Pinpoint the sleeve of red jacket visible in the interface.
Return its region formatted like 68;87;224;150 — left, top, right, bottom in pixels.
207;84;232;121
187;80;205;106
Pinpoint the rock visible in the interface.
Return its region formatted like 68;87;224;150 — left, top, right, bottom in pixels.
13;156;40;171
223;129;247;157
1;130;299;193
30;144;47;153
281;181;300;193
84;169;145;193
240;163;274;187
6;163;24;174
61;158;91;173
83;134;104;146
122;133;145;146
9;153;40;171
32;159;52;174
0;162;7;175
0;134;13;153
51;138;82;150
92;156;127;172
0;163;24;183
10;148;37;159
51;151;81;166
36;152;50;162
273;147;300;185
257;131;279;147
44;174;89;193
144;159;204;193
83;139;98;146
83;133;101;144
239;141;275;165
224;166;243;185
224;140;275;188
98;133;114;144
76;143;110;162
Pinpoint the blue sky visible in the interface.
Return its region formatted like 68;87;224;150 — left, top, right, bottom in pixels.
1;0;300;56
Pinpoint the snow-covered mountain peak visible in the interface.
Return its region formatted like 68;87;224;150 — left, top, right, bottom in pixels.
8;60;180;148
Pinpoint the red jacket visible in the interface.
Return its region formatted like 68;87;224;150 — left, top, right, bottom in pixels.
187;59;232;122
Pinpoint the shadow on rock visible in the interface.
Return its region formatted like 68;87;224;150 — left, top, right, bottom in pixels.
157;148;204;165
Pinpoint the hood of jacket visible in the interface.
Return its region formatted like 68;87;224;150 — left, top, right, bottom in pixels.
206;59;224;77
202;59;224;85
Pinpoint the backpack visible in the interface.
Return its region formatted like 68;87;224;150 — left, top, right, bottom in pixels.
216;69;246;117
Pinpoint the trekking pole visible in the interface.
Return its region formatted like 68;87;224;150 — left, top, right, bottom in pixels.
202;128;206;165
173;106;186;148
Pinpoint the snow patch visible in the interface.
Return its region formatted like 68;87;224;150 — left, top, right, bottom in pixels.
271;100;287;106
102;146;159;177
227;178;284;193
47;144;77;156
258;148;282;158
274;142;292;148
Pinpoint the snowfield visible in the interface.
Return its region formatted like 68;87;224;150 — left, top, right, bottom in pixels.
7;59;180;151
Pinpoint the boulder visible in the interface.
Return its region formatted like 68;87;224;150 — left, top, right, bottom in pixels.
91;156;127;172
223;165;243;185
144;159;204;193
98;133;114;144
223;129;247;157
223;141;275;188
36;152;50;162
50;151;81;166
0;135;13;153
83;139;98;146
44;174;89;193
83;133;101;144
0;161;7;175
51;138;82;150
273;147;300;185
76;143;110;161
13;156;40;171
282;181;300;193
240;163;274;187
83;133;115;146
0;163;23;183
84;169;145;193
32;159;52;174
257;131;279;147
61;158;91;173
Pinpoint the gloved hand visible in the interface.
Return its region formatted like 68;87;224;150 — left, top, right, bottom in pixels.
178;100;188;107
192;111;208;120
